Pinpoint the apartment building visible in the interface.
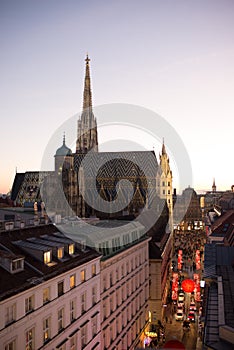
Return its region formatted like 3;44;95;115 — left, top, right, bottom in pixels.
0;223;101;350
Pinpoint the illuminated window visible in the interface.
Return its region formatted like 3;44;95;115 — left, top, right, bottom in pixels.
43;317;51;343
58;281;64;296
43;251;51;264
25;327;34;350
5;303;16;325
57;247;64;259
25;296;34;314
91;264;96;276
80;269;86;283
69;244;75;255
5;339;16;350
43;287;50;304
70;274;76;289
58;308;64;332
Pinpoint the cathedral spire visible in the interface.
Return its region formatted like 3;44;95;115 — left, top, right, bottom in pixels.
76;55;98;153
162;138;166;155
83;54;92;111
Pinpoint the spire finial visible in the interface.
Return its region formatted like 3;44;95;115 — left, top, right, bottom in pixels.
212;178;216;192
63;132;65;145
162;137;166;155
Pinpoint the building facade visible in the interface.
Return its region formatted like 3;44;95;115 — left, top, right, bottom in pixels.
0;223;101;350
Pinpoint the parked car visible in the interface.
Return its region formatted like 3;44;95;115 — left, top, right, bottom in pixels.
175;310;184;321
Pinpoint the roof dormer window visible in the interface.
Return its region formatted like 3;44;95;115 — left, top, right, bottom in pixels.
57;247;64;259
44;251;52;264
11;258;24;273
69;243;75;255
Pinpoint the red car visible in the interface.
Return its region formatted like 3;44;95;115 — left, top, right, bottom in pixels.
187;311;195;322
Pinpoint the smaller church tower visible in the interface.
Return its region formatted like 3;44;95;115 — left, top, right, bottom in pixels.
54;133;73;174
212;178;216;193
76;55;98;154
159;139;173;228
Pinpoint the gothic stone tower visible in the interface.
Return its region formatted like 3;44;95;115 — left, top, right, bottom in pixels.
76;55;98;154
159;140;173;228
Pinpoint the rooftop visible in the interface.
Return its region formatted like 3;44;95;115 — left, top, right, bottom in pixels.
0;224;100;301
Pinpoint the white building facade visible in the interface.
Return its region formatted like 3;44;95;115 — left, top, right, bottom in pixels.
0;224;101;350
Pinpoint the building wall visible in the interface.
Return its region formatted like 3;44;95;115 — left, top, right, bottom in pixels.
100;238;150;350
149;258;162;323
0;257;101;350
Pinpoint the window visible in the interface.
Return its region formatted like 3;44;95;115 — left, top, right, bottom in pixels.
70;335;77;350
57;247;64;259
103;274;107;291
25;327;35;350
168;181;170;186
70;274;76;289
58;281;64;297
5;303;16;325
92;286;97;305
81;292;86;314
4;339;16;350
70;299;76;322
43;317;51;343
121;264;124;277
81;324;87;347
110;295;114;312
43;287;50;304
163;189;165;195
92;263;96;276
43;251;51;264
58;308;64;332
80;269;86;283
103;301;107;320
162;181;165;186
69;244;75;255
92;315;98;337
25;296;34;314
116;267;119;281
168;190;170;195
57;345;66;350
110;272;113;287
12;258;24;272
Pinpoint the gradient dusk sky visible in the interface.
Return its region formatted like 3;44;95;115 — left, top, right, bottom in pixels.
0;0;234;194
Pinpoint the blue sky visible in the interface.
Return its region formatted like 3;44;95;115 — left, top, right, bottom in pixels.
0;0;234;193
